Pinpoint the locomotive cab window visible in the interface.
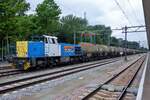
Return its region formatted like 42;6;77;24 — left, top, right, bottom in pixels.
44;38;48;43
30;36;44;42
54;39;58;44
52;38;55;44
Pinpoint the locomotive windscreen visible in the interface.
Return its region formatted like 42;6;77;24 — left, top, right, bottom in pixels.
29;35;44;42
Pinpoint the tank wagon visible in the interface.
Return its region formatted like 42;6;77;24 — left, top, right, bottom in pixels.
13;35;140;70
80;43;123;60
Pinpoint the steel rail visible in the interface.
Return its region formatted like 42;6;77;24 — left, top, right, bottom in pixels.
0;57;119;78
0;69;22;78
0;69;20;74
0;58;120;94
0;55;137;78
0;66;12;70
0;71;22;78
117;56;145;100
0;58;119;86
82;55;145;100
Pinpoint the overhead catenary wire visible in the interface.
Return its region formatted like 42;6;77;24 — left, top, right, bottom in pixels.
126;0;142;25
113;0;146;32
114;0;133;26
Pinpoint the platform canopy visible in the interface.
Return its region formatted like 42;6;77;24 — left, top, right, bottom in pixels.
143;0;150;49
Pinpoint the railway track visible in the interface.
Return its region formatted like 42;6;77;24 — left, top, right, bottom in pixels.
0;57;120;95
0;55;138;78
0;69;22;78
0;58;119;78
0;57;121;78
0;66;12;70
81;55;145;100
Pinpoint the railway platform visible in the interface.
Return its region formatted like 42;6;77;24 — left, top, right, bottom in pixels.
136;53;150;100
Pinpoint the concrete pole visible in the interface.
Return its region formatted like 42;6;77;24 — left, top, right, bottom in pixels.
1;40;3;61
124;26;128;61
5;41;7;60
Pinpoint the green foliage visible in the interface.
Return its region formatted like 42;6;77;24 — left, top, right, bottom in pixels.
60;14;88;33
0;0;30;40
110;37;119;46
85;25;112;44
0;0;30;56
127;41;140;49
36;0;61;34
15;15;37;40
60;14;88;43
111;37;140;49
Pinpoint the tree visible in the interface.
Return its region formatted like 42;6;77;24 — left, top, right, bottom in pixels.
36;0;61;34
127;41;140;49
60;15;87;33
86;25;112;45
15;15;38;40
0;0;30;37
60;14;88;43
110;37;119;46
0;0;30;55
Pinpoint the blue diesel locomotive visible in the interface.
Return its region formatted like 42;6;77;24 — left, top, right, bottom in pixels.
13;35;82;70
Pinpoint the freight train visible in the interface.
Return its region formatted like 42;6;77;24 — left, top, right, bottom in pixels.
12;35;140;70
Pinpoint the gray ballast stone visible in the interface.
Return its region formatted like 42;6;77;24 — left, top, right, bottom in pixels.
101;84;138;95
102;84;124;92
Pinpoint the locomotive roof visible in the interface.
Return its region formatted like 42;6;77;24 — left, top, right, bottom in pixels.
43;35;58;39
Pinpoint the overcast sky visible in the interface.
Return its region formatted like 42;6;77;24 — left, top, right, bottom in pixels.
26;0;148;48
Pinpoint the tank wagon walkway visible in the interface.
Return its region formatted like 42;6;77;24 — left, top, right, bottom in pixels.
136;53;150;100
